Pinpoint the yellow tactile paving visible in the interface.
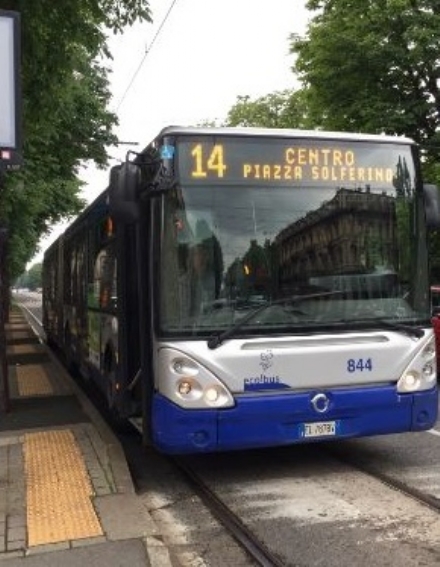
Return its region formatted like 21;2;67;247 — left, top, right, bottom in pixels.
6;324;31;332
9;331;36;340
10;343;42;354
24;430;103;546
16;365;54;396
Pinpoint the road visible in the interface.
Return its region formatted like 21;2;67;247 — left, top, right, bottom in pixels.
13;290;440;566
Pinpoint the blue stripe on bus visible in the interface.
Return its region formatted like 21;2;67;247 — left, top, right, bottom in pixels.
151;386;438;454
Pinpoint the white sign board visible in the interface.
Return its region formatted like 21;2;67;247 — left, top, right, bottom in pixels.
0;11;20;161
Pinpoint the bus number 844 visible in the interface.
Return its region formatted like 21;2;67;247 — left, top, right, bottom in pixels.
347;358;373;373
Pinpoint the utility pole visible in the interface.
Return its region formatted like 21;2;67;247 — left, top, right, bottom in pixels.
0;169;10;413
0;10;22;413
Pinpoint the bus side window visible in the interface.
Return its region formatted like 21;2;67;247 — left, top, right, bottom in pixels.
89;244;117;310
100;244;117;310
87;251;101;308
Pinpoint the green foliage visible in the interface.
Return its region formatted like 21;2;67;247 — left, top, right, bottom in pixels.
225;90;311;129
0;0;152;279
15;262;42;291
196;119;222;128
290;0;440;282
291;1;440;153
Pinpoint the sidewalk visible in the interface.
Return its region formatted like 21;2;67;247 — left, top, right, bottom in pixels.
0;308;172;566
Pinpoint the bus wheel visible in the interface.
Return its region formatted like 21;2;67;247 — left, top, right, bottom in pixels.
105;353;130;432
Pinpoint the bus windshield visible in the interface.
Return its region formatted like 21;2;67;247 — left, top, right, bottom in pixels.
159;142;429;336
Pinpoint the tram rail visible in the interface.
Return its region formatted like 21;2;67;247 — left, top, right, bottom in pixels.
13;295;440;566
324;444;440;514
172;456;286;567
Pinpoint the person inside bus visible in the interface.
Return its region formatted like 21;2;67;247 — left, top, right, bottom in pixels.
189;241;217;313
176;218;223;318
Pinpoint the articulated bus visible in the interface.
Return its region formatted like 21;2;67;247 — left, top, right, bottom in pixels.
43;126;440;454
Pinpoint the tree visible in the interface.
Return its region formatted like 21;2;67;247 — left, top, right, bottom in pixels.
290;0;440;281
225;90;311;129
15;263;42;291
291;0;440;150
0;0;152;279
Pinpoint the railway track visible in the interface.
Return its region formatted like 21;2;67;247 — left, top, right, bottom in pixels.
166;441;440;567
173;456;285;567
324;443;440;514
14;295;440;566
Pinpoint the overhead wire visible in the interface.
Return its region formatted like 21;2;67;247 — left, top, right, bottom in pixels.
115;0;179;112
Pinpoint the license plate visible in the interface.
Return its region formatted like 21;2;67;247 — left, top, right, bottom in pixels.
302;421;337;438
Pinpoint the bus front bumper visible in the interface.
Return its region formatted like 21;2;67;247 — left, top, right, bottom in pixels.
151;385;438;454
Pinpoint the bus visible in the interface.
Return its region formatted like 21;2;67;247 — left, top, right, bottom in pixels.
43;126;440;454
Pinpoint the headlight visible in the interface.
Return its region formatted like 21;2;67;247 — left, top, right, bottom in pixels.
203;385;231;407
399;371;421;392
158;349;235;409
397;336;437;393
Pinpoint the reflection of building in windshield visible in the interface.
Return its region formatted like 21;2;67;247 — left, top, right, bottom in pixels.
275;188;397;288
224;239;271;301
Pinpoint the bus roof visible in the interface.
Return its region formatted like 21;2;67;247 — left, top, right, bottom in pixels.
148;125;415;147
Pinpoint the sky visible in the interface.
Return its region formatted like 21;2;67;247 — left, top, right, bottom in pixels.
31;0;311;264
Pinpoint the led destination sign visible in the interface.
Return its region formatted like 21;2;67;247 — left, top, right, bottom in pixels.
177;137;410;187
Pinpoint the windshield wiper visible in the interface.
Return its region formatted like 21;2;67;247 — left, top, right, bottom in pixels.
375;319;425;339
330;317;426;339
207;290;342;350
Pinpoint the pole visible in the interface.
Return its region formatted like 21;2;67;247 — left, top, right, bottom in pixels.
0;168;10;413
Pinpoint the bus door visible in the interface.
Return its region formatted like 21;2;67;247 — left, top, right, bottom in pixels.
116;224;141;417
87;244;117;373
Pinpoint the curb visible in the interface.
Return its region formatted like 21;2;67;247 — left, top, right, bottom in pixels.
16;305;136;495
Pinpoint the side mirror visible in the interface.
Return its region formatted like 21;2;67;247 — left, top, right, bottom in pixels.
423;184;440;229
108;162;141;224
